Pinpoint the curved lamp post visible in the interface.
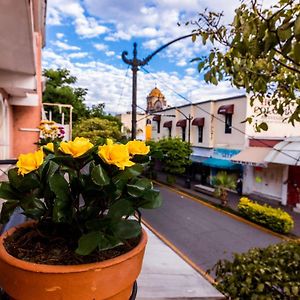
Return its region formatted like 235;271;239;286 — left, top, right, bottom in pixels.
121;33;194;140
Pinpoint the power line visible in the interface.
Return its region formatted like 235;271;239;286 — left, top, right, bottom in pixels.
141;66;300;163
116;65;130;108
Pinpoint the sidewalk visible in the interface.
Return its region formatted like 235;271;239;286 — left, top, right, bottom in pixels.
138;227;224;300
154;172;300;237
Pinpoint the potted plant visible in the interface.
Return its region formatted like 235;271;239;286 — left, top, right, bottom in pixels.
0;137;161;300
213;171;236;206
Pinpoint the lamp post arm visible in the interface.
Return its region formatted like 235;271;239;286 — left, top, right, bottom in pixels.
142;33;195;65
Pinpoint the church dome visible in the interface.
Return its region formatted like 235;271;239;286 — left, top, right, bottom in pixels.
148;87;164;98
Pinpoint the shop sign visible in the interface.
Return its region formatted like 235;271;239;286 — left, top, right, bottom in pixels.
213;148;240;160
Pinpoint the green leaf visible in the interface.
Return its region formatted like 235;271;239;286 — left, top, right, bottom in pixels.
111;219;141;239
108;199;134;219
140;189;162;209
259;122;268;131
8;168;40;192
127;178;153;198
76;231;102;255
294;15;300;39
293;43;300;63
0;182;19;200
91;164;110;186
49;174;70;200
0;200;19;224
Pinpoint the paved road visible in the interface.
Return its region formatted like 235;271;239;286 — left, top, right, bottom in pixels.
142;184;282;275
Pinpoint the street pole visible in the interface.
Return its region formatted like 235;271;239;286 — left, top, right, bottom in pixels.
121;34;194;140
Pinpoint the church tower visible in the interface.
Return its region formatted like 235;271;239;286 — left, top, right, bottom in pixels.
146;87;167;114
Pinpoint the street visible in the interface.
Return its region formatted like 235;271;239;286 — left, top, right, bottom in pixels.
142;183;282;275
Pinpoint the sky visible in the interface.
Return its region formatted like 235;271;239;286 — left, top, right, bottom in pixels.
43;0;274;115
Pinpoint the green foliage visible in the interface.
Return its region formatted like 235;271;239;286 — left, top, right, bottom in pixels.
0;142;162;256
72;117;122;144
238;197;294;233
213;171;236;206
42;68;88;123
157;138;192;175
214;241;300;299
189;0;300;125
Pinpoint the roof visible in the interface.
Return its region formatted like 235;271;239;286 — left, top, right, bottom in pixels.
264;137;300;166
148;87;165;98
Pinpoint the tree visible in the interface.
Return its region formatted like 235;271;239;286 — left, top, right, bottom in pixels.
43;68;88;123
213;171;236;206
189;0;300;130
157;138;192;175
72;118;122;145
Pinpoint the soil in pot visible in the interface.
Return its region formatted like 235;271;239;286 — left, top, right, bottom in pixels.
3;221;140;265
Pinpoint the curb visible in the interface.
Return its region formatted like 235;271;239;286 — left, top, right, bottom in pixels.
141;218;216;284
153;179;292;241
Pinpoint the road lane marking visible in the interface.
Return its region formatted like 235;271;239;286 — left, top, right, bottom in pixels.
142;218;216;284
153;180;291;241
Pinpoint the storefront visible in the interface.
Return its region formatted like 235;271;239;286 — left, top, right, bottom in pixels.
232;146;287;203
201;148;242;186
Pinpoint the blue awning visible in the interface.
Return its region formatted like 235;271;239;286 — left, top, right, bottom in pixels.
202;157;241;170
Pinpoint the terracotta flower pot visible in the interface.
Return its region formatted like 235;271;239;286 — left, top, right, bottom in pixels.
0;222;147;300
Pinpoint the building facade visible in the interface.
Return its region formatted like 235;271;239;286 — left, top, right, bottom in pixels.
151;94;300;207
0;0;46;166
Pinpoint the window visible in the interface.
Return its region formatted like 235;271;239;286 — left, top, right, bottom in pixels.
168;128;172;138
157;121;160;134
225;114;232;134
198;126;203;143
182;127;186;141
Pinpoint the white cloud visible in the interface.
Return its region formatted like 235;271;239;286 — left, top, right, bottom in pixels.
68;52;89;59
52;40;81;51
56;32;64;39
47;0;109;38
105;51;115;57
43;48;242;115
93;43;108;51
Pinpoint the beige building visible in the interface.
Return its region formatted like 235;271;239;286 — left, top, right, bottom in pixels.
117;112;146;140
151;94;300;207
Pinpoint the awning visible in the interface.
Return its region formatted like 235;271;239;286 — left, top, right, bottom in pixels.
231;147;272;167
218;104;234;114
152;115;161;122
176;119;187;127
264;137;300;166
163;120;172;128
202;157;241;170
190;154;207;163
192;117;205;127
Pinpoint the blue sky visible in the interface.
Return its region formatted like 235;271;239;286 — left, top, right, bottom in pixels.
43;0;273;114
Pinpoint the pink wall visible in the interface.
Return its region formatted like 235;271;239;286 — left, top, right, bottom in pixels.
12;33;42;157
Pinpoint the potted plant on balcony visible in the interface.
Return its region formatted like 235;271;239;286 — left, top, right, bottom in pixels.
0;137;161;300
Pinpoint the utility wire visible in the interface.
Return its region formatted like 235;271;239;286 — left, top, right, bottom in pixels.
141;66;300;163
116;65;130;108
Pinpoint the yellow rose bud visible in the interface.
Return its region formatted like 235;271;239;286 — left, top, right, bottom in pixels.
127;140;150;156
59;137;94;158
16;149;44;176
44;142;54;152
98;139;135;170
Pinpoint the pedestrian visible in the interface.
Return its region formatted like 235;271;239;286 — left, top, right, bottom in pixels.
236;176;243;196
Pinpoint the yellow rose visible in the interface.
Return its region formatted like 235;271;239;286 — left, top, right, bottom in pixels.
127;140;150;156
98;139;135;170
16;149;44;176
59;137;94;158
43;142;54;152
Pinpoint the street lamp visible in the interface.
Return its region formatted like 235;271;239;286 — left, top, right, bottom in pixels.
121;34;194;140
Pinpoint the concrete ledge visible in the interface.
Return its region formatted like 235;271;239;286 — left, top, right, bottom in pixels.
137;228;224;299
194;184;215;196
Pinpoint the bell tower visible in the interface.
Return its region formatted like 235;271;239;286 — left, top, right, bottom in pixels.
146;87;167;114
